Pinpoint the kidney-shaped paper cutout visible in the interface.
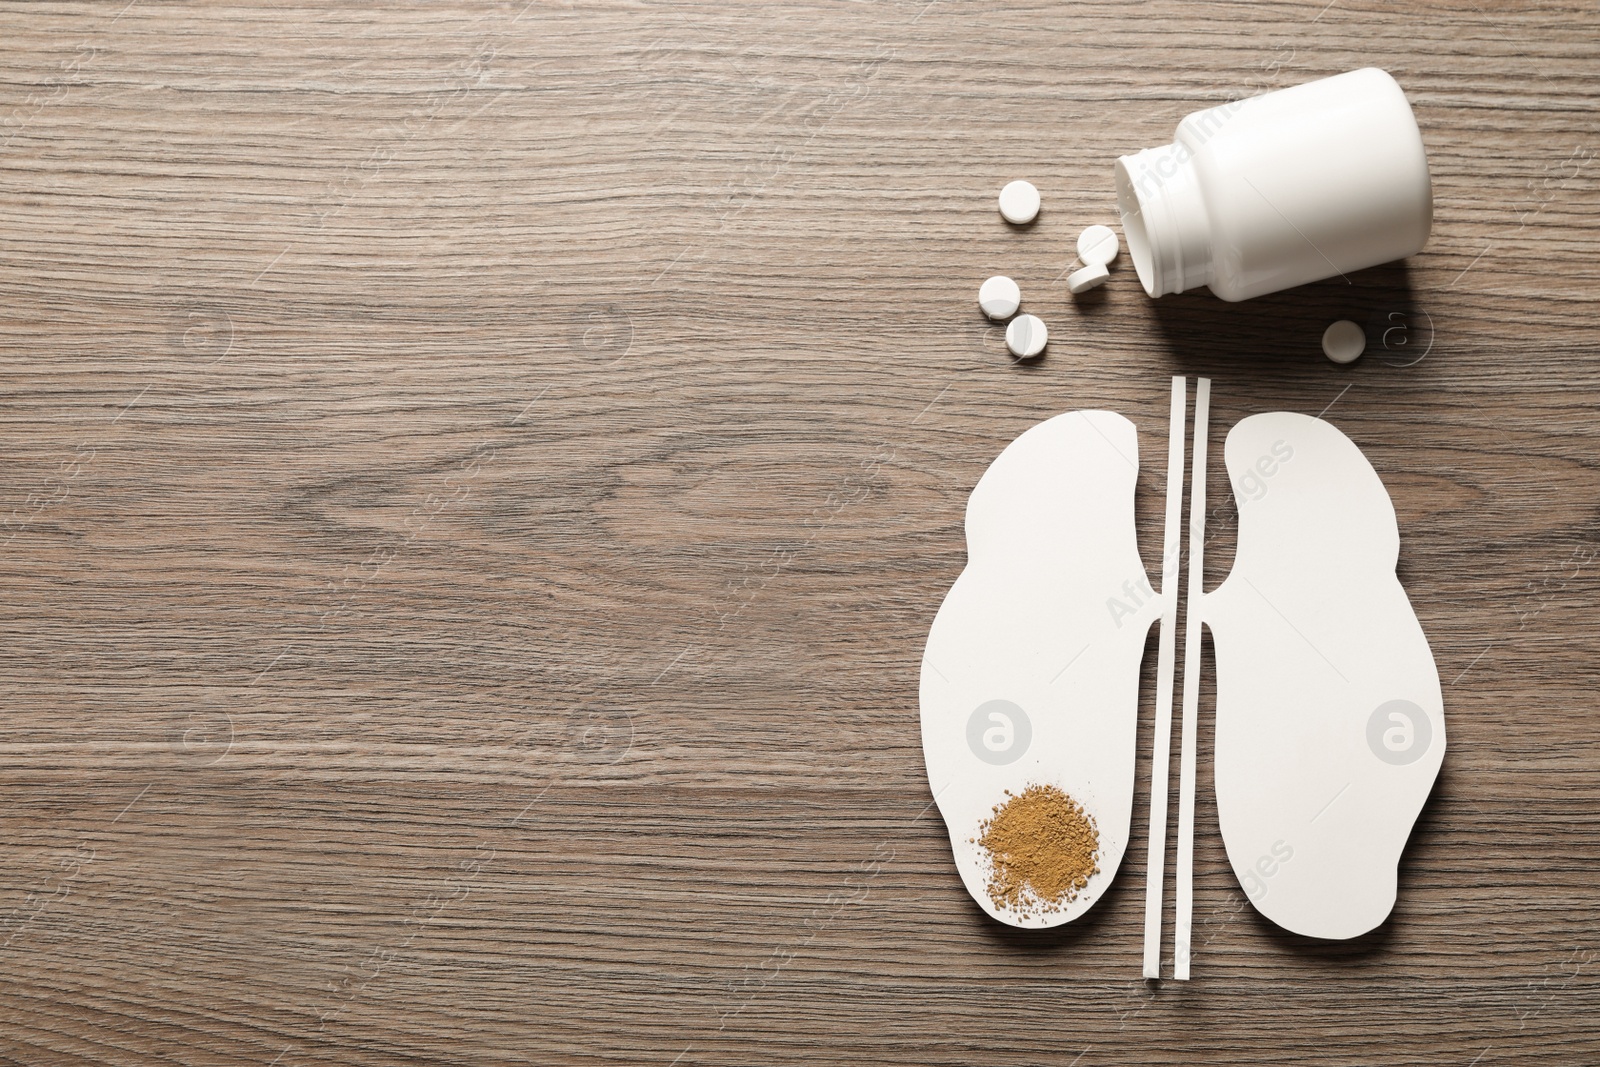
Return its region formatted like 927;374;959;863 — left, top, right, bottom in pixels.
1206;412;1444;940
920;411;1160;928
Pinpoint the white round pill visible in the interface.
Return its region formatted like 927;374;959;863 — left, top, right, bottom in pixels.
1077;224;1120;267
1322;319;1366;364
1067;262;1110;294
998;180;1040;225
1006;313;1048;358
978;275;1021;320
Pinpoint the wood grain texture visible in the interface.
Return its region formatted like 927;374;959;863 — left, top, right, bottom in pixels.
0;1;1597;1063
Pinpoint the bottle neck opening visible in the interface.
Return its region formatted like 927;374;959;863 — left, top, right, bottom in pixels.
1115;145;1213;298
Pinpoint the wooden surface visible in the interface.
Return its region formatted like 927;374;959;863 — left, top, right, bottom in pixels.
1;2;1597;1063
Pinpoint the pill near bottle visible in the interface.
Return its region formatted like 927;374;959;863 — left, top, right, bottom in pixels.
1322;319;1366;364
998;180;1040;225
1067;262;1110;294
1006;314;1048;358
1076;225;1119;267
1114;68;1433;302
978;275;1022;319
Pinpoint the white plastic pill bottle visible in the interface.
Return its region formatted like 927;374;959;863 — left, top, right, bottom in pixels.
1114;68;1432;301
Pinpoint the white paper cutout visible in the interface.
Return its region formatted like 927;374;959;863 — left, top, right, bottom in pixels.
919;411;1162;928
1204;412;1445;941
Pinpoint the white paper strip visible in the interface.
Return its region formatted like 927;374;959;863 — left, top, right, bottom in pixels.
1174;376;1210;980
1142;377;1186;979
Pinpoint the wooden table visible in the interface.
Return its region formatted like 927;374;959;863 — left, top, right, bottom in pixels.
2;2;1596;1063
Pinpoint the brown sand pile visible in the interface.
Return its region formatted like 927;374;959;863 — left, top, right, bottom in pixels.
974;783;1100;916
